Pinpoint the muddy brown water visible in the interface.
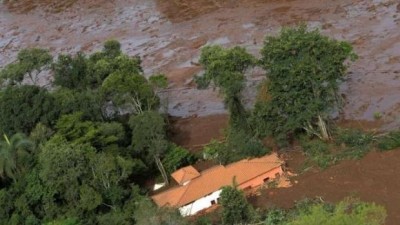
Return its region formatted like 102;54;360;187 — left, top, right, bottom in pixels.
1;0;400;128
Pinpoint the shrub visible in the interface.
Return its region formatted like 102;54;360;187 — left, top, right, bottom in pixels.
265;208;287;225
377;131;400;151
300;138;334;169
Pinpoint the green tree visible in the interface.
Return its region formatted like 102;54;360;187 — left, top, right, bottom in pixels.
52;40;142;90
52;88;104;121
202;129;268;165
0;133;33;182
54;112;125;151
52;52;88;89
196;46;255;131
38;137;95;217
258;25;356;142
0;48;52;85
0;85;57;135
219;181;254;225
129;111;169;185
101;71;158;115
102;39;122;59
162;144;197;174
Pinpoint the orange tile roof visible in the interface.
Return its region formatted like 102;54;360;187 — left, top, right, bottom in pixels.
171;165;201;185
152;153;283;207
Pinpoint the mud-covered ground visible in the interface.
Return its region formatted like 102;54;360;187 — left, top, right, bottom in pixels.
250;150;400;225
1;0;400;127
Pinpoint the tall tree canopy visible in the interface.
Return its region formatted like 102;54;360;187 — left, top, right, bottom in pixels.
255;25;356;142
196;45;255;131
219;182;255;225
129;111;169;184
101;71;158;115
0;48;52;85
52;40;142;90
0;85;58;135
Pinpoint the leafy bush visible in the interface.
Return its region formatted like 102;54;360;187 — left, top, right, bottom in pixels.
335;129;373;159
377;131;400;151
162;144;197;174
0;85;58;135
335;128;373;148
265;208;287;225
203;129;270;165
300;138;334;169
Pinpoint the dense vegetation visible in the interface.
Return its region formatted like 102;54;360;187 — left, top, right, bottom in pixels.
0;41;195;224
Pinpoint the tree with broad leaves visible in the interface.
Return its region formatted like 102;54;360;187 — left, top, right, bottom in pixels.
196;45;256;131
129;111;169;185
219;179;255;225
257;25;357;142
0;48;52;85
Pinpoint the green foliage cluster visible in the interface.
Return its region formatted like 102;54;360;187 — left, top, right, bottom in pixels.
300;128;376;169
0;48;52;85
254;25;356;143
203;129;270;165
162;144;197;174
196;45;255;131
376;131;400;151
0;40;187;225
52;40;141;90
334;128;374;159
300;138;335;169
264;198;386;225
219;183;256;225
0;85;58;135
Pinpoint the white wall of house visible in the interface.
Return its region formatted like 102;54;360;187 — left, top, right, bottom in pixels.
179;190;222;216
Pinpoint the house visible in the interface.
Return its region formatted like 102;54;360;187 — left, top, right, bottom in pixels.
151;153;284;216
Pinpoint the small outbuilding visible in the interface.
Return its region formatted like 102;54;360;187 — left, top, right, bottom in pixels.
151;153;284;216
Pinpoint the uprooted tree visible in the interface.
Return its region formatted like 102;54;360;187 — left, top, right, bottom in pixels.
256;25;357;142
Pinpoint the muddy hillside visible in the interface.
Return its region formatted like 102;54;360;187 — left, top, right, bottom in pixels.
1;0;400;127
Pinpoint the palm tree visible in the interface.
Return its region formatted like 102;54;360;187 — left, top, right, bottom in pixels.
0;133;32;181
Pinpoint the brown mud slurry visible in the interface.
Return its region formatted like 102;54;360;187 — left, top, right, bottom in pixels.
169;114;228;152
250;150;400;225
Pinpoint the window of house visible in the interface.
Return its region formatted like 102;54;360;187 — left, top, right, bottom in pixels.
263;177;270;183
211;200;216;205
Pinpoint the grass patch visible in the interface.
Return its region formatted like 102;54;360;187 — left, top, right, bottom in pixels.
334;128;374;159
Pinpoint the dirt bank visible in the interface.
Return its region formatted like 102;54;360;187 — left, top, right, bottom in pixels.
1;0;400;127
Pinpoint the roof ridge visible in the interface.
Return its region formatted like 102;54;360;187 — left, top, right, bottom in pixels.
176;183;191;206
198;165;225;174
